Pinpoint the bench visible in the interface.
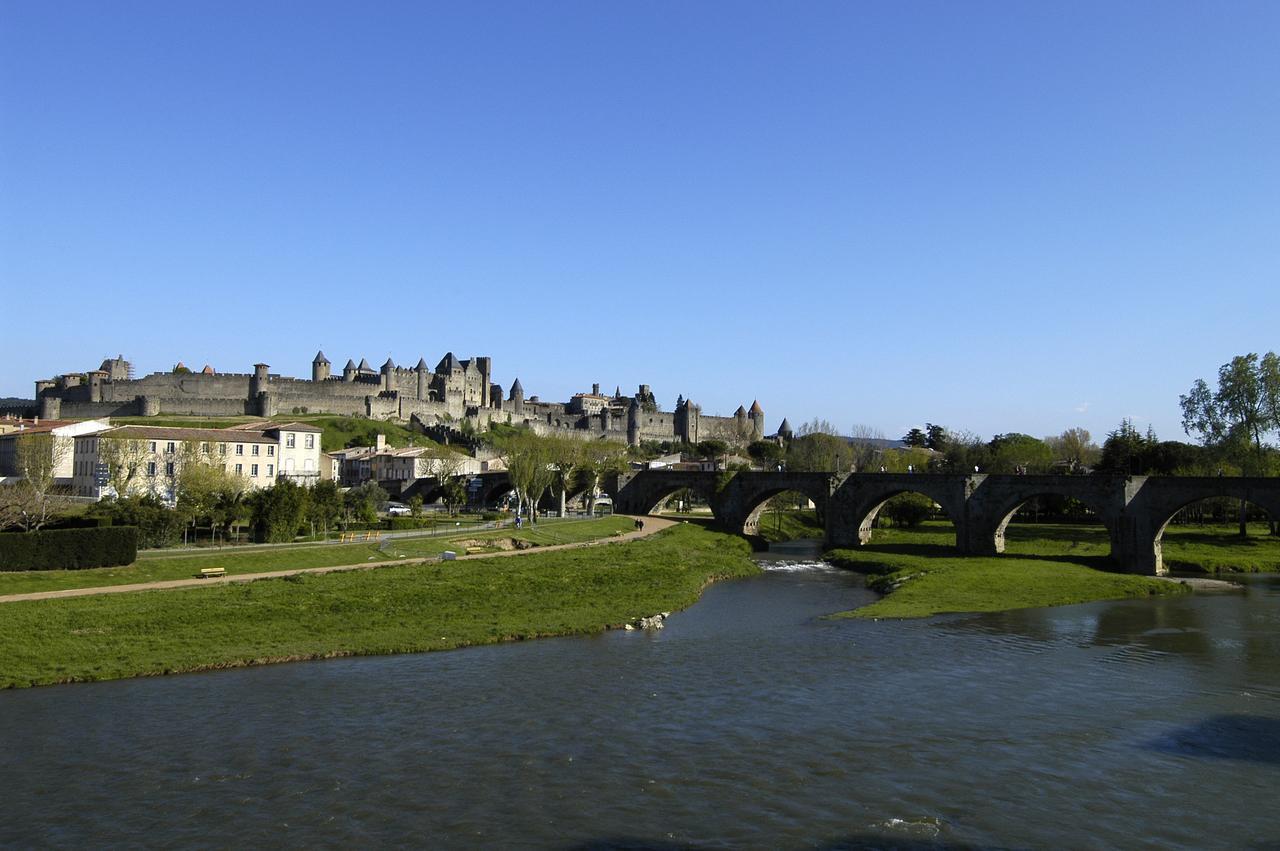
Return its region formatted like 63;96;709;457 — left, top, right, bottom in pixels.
198;567;226;579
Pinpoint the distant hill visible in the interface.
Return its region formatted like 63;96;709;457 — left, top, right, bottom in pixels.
0;397;34;408
844;436;906;450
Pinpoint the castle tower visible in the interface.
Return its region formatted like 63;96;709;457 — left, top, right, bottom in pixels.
342;359;357;382
490;383;504;411
250;363;270;398
475;357;492;407
415;357;430;401
778;418;794;441
748;400;765;441
380;358;395;392
509;378;525;414
312;351;330;382
627;398;641;446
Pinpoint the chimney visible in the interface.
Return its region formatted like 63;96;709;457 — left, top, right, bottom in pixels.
592;383;600;395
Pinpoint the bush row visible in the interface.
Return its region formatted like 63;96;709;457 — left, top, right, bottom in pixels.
0;526;139;572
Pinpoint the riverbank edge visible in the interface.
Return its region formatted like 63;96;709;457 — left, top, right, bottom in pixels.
0;524;762;689
820;548;1189;620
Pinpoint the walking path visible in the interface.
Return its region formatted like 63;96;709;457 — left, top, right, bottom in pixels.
0;517;677;605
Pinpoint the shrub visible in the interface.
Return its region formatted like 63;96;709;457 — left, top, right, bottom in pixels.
882;493;934;527
0;526;138;571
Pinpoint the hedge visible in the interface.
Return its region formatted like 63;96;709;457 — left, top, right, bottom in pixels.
0;526;138;572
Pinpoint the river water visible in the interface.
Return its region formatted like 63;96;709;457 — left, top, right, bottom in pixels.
3;542;1280;848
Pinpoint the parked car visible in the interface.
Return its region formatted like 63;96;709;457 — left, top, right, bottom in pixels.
384;502;412;516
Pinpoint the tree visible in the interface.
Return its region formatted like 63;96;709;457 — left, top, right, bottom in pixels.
546;436;586;517
99;437;150;497
0;434;72;531
1044;427;1100;472
787;432;853;473
1095;419;1156;475
986;433;1054;474
747;440;785;469
924;423;948;452
497;430;556;523
1181;352;1280;535
421;447;467;514
308;479;345;537
345;481;388;527
848;424;886;472
580;440;628;516
902;428;928;448
696;439;729;470
249;479;312;543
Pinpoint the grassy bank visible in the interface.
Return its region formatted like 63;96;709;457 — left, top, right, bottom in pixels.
114;413;438;452
0;516;636;596
755;509;825;544
825;521;1192;620
0;523;760;688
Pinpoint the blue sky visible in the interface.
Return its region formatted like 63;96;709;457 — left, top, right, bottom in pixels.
2;2;1277;444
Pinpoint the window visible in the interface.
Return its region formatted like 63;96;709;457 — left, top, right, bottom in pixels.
201;443;209;453
147;462;157;476
166;442;175;454
235;463;243;475
236;445;244;456
219;444;227;455
149;441;157;452
251;464;259;477
252;445;260;456
166;462;175;476
286;433;296;448
266;464;274;477
267;446;274;456
305;434;314;449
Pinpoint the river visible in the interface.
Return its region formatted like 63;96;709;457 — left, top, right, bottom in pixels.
3;541;1280;848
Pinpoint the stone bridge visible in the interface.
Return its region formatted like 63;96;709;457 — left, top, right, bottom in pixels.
606;470;1280;575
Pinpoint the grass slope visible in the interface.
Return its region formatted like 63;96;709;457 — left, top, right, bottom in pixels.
0;523;759;689
113;414;441;452
0;516;636;596
755;509;825;544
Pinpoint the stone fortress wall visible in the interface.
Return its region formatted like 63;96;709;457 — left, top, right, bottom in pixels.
28;352;766;447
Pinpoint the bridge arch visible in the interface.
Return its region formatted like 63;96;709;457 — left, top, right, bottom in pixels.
826;475;970;550
1149;493;1280;575
984;490;1119;559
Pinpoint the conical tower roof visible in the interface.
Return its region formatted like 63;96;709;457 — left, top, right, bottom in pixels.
749;399;763;415
382;357;395;370
509;377;524;396
344;359;357;371
357;358;373;372
734;405;748;418
313;350;329;364
416;357;429;370
437;352;463;372
778;417;794;436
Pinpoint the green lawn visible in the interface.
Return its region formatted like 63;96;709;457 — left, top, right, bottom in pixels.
755;509;825;544
0;524;760;688
113;413;444;452
0;516;637;596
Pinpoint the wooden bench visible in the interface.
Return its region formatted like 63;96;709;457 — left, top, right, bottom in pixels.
198;567;226;579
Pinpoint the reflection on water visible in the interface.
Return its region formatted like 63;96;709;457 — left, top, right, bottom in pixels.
2;551;1280;848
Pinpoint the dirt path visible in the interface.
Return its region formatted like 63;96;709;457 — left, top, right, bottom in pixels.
0;517;678;605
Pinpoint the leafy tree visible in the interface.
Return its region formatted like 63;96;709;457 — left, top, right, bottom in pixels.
98;437;150;496
986;433;1054;474
0;434;72;531
902;428;928;448
580;440;629;516
308;479;345;536
787;432;853;473
1044;427;1100;472
1095;419;1156;475
87;495;184;548
497;430;556;523
747;440;785;469
249;479;311;543
345;481;388;527
696;439;729;469
882;493;933;527
1181;351;1280;534
924;423;948;452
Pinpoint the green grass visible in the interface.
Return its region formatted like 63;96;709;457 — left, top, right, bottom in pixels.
824;521;1190;620
113;413;443;453
0;516;637;596
0;524;760;688
756;509;825;544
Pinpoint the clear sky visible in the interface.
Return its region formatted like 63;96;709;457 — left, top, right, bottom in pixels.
2;2;1277;444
